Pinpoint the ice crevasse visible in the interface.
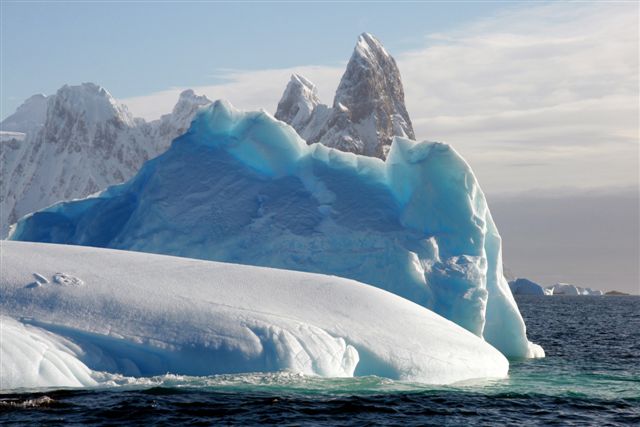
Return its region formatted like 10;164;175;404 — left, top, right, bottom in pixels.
11;100;545;359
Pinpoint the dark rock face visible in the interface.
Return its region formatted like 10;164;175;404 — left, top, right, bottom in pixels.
276;33;415;159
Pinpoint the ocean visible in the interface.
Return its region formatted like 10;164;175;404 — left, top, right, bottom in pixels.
2;296;638;426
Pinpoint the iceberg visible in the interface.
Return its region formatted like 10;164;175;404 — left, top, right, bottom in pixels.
10;100;543;359
1;241;508;389
509;278;547;296
548;283;604;296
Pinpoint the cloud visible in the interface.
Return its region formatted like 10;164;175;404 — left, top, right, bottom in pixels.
394;2;638;193
120;2;638;194
398;2;637;138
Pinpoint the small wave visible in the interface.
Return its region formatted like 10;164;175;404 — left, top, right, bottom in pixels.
92;371;417;394
0;396;55;409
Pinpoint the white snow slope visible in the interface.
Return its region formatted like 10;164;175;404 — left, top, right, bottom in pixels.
11;100;544;360
0;241;508;390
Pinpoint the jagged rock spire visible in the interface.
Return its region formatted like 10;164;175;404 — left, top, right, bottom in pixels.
275;74;321;132
275;33;415;159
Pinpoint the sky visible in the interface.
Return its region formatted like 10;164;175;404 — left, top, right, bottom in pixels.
1;1;639;293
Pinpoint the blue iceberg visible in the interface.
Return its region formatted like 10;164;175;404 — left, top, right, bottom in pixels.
11;100;544;358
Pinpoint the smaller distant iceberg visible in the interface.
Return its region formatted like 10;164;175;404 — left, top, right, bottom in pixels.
508;278;605;296
508;278;546;296
548;283;604;296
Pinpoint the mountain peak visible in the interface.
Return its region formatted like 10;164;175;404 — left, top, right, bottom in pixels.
274;74;321;132
148;89;212;154
172;89;211;116
353;32;390;61
276;33;414;159
290;73;316;90
0;93;48;133
25;93;47;102
50;82;134;127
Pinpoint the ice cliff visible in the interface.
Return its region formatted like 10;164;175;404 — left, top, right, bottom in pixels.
11;100;544;359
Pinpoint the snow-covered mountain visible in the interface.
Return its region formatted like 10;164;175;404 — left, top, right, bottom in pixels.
0;93;48;134
275;33;415;159
0;83;211;236
11;100;544;359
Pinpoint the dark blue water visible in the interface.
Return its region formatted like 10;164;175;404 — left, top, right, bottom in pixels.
2;296;639;425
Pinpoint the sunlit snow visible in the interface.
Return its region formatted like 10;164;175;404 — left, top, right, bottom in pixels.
0;241;508;390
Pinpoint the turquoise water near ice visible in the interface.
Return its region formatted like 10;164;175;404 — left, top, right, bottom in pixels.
2;296;638;425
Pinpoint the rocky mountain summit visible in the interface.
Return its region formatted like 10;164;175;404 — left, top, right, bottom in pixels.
275;33;415;159
274;74;320;131
1;83;211;236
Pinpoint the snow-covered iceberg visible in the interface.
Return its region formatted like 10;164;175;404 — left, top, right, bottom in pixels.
548;283;604;296
10;100;543;359
1;241;508;390
509;278;547;296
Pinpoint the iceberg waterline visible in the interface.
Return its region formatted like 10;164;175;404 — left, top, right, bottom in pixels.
0;241;509;389
11;100;544;359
